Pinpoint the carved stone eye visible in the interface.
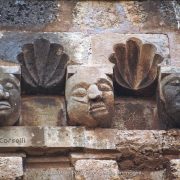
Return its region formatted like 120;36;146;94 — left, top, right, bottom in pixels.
72;88;87;97
5;82;14;89
98;83;111;91
170;79;180;86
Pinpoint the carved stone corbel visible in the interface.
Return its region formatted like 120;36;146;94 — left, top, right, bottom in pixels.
157;66;180;129
17;38;69;94
109;37;163;91
65;65;114;128
0;60;21;126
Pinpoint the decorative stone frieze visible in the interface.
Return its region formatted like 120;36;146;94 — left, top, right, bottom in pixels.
158;66;180;129
17;38;69;94
109;37;163;90
66;65;114;128
0;60;21;126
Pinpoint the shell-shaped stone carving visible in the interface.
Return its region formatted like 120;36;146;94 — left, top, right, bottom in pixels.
109;37;163;90
17;38;69;93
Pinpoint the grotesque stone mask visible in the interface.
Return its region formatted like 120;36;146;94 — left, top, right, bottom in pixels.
0;73;20;126
65;68;114;128
159;74;180;128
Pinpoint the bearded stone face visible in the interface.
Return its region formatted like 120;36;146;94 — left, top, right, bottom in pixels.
0;73;20;126
65;69;114;128
159;74;180;128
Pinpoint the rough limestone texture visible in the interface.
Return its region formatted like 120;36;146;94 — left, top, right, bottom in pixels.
112;97;158;130
0;127;179;153
24;167;74;180
74;160;119;180
0;0;60;28
0;32;90;64
119;170;166;180
72;1;122;30
91;33;169;65
167;159;180;179
21;96;67;126
0;157;23;179
0;126;44;148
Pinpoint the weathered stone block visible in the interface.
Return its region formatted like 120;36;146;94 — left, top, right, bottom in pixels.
112;97;158;130
70;152;119;164
44;127;85;148
0;157;23;179
0;127;44;147
74;160;119;180
21;96;66;126
24;167;74;180
119;170;166;180
167;159;180;179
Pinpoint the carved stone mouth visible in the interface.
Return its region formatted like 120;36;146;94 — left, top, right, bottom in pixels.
90;102;107;113
0;101;11;110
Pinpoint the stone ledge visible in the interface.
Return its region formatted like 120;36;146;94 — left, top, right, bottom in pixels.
0;127;179;153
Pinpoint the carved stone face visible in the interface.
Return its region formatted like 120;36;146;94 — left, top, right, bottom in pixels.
65;69;114;127
0;73;20;126
160;74;180;128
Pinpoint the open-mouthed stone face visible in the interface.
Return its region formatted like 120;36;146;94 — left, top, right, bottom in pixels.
161;74;180;127
0;73;20;126
65;69;114;128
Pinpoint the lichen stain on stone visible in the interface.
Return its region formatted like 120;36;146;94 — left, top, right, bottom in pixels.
0;0;60;27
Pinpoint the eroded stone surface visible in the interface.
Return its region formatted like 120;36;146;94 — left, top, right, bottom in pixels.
116;130;180;170
66;66;114;128
72;1;122;30
168;159;180;179
44;127;85;148
0;1;60;27
74;160;119;180
0;127;179;164
21;96;67;126
119;170;166;180
0;157;23;179
112;97;158;130
0;127;44;147
24;167;74;180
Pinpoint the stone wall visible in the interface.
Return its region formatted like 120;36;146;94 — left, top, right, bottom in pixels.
0;0;179;179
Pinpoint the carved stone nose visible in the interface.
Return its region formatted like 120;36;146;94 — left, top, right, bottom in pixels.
88;84;102;100
0;84;9;99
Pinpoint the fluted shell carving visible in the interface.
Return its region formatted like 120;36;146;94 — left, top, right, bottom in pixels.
109;38;163;90
17;38;69;93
